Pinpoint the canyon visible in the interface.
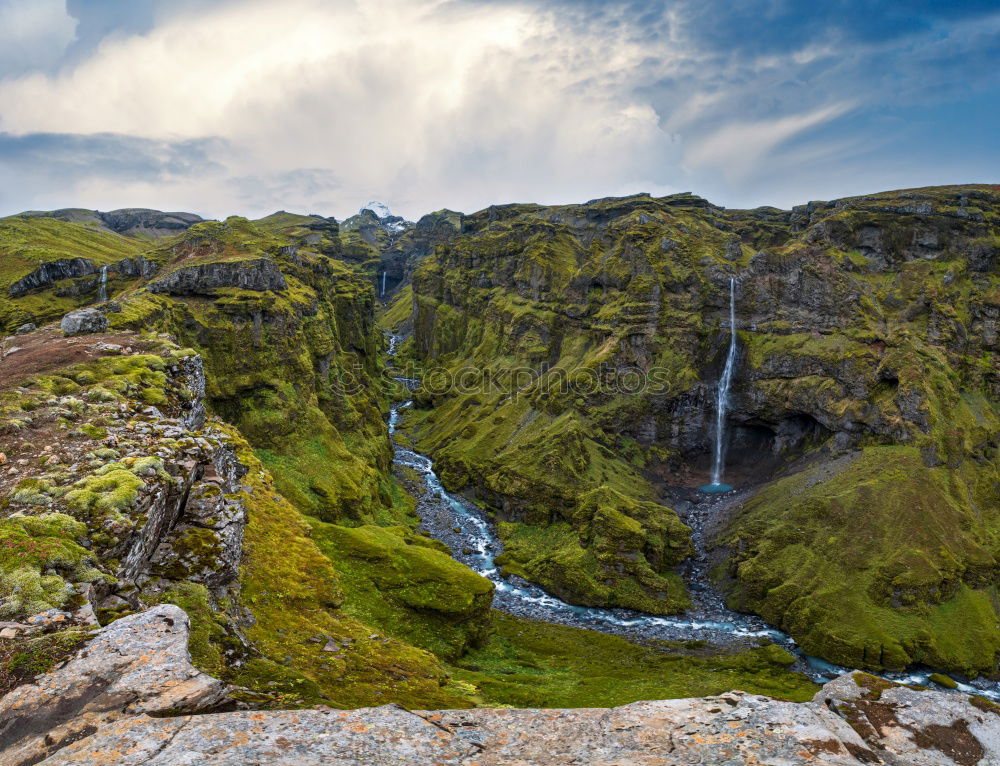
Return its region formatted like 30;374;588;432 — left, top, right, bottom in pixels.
0;185;997;763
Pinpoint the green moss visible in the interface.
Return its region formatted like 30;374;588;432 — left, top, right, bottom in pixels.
928;672;958;689
78;423;107;440
852;671;904;700
64;468;145;516
379;284;413;332
150;582;231;678
720;446;1000;675
310;522;493;660
403;389;693;612
0;627;92;696
970;695;1000;715
0;513;97;618
449;612;818;707
213;424;477;709
495;498;691;615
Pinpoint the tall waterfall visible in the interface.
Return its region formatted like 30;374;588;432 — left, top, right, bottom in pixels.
97;265;108;303
702;276;737;493
381;270;387;297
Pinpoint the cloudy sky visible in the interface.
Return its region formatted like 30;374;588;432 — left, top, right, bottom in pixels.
0;0;997;221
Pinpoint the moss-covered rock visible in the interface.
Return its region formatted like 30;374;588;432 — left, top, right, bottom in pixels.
718;446;1000;675
310;522;493;660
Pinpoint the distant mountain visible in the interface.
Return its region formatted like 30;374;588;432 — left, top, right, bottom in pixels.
16;207;204;238
341;202;412;246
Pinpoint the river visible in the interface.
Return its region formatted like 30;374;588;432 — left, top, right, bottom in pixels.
385;334;1000;700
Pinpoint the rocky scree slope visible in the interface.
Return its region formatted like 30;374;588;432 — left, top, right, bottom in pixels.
398;185;1000;676
5;604;1000;766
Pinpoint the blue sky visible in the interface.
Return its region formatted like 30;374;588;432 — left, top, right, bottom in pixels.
0;0;996;220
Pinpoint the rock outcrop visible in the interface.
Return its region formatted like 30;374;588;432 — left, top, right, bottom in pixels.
8;259;98;298
5;605;999;766
0;605;229;766
147;257;287;295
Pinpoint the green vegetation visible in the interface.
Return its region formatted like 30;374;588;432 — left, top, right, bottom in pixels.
310;522;493;659
451;613;818;707
107;216;398;526
0;513;104;618
400;194;749;611
0;628;92;696
404;185;1000;676
2;184;998;710
0;214;148;331
494;484;692;613
719;446;1000;675
217;426;476;709
379;284;413;333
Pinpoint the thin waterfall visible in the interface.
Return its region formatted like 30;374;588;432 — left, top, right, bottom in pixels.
381;270;387;297
702;276;737;492
97;265;108;303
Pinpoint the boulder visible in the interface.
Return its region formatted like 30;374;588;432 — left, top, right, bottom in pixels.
0;605;229;766
59;308;108;336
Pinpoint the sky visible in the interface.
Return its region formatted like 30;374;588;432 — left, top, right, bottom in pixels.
0;0;997;221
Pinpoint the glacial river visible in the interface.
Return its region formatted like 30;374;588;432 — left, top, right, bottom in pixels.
385;334;1000;700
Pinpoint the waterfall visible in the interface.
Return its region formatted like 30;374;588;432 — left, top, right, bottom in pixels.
97;265;108;303
702;276;737;493
381;270;387;297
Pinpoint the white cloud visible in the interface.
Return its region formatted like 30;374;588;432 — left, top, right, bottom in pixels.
0;0;687;219
682;102;854;181
0;0;76;76
1;0;969;218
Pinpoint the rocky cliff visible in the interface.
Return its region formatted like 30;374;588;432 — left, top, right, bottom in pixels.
4;605;999;765
400;185;1000;675
0;325;500;711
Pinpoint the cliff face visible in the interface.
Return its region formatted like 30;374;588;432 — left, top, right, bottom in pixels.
105;216;396;525
403;185;1000;673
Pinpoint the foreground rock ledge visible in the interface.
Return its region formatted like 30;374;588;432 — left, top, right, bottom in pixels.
2;609;999;765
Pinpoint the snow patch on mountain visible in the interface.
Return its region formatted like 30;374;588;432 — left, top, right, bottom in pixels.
361;200;410;232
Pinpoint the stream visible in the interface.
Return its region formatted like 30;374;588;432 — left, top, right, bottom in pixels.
385;334;1000;700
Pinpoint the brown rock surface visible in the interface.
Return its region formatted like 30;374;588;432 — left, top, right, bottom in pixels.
4;605;1000;765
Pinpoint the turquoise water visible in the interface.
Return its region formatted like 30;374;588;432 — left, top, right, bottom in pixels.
699;483;733;494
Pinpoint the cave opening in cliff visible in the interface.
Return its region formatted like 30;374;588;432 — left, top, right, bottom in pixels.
724;414;832;484
674;413;833;491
